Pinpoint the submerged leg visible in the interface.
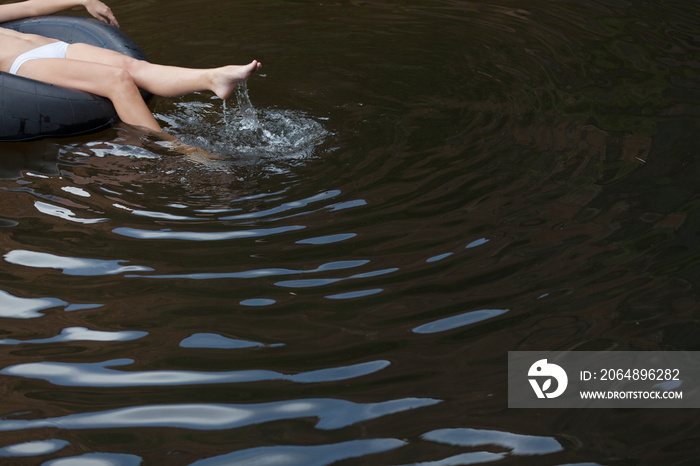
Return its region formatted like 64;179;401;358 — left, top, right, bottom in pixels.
66;43;262;99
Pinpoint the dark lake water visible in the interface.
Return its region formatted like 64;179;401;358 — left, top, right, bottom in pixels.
2;0;700;464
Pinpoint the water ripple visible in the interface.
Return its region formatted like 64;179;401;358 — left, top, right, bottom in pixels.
0;440;69;458
404;452;505;466
179;333;281;349
0;0;697;464
422;427;563;455
34;201;107;225
189;438;406;466
326;289;384;300
296;233;357;245
135;259;370;280
4;250;153;276
239;298;277;307
0;327;147;345
43;453;142;466
275;267;398;289
112;203;198;221
0;289;102;319
0;397;440;432
0;290;67;319
1;358;391;387
413;309;510;334
114;225;305;241
218;190;342;221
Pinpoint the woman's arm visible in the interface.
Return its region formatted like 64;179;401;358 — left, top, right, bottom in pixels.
0;0;118;27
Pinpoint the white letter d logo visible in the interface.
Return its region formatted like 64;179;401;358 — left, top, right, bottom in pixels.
528;359;568;399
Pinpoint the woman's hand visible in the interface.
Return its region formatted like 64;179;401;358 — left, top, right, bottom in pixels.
84;0;119;28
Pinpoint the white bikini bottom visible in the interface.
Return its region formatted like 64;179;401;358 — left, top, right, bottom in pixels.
9;41;70;75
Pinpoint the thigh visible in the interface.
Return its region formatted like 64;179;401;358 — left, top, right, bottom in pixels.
17;58;124;98
66;43;142;71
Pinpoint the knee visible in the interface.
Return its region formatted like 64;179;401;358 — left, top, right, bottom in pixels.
107;68;139;96
122;57;149;76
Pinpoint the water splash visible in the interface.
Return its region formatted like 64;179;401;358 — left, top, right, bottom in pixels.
163;82;330;163
234;81;260;128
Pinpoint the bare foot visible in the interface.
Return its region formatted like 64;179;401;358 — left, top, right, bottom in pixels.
168;140;223;162
210;60;262;99
153;131;223;161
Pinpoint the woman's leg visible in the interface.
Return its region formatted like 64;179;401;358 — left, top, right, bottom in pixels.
15;46;261;133
17;57;161;131
66;43;261;99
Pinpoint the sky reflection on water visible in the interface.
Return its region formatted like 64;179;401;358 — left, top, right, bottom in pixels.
0;398;440;432
1;358;391;387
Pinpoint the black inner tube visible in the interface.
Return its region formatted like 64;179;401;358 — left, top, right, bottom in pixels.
0;15;151;142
